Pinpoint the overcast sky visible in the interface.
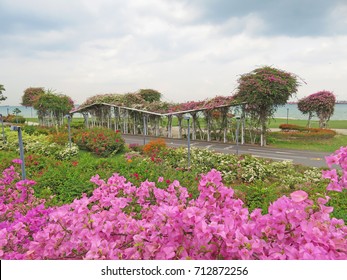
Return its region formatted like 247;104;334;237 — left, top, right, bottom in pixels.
1;0;347;105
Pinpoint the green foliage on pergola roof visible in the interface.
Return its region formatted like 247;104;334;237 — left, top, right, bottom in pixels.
74;91;241;115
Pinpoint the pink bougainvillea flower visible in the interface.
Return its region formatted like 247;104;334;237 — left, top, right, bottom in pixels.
322;169;338;181
325;155;339;168
2;151;347;260
12;159;22;164
290;190;308;202
326;181;343;192
157;177;164;183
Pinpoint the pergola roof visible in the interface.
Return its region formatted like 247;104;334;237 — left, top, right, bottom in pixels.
71;100;245;117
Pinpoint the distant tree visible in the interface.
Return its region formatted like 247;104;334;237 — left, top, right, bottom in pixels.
13;108;21;115
0;84;7;103
297;96;315;128
21;87;45;107
12;108;22;123
138;89;162;103
234;66;300;146
33;89;74;126
298;91;335;128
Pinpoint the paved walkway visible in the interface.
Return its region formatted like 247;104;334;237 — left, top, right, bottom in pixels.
122;134;331;168
24;121;347;135
334;129;347;135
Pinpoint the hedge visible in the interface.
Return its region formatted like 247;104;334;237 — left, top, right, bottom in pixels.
277;124;336;139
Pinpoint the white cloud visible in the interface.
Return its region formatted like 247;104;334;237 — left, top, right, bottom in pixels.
327;3;347;34
1;0;347;106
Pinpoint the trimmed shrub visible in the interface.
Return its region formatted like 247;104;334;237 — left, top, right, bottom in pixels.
73;127;125;157
0;127;78;160
143;138;167;161
22;125;56;136
278;124;336;139
4;114;26;124
48;131;69;145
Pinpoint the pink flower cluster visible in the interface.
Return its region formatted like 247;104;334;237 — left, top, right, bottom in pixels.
78;92;236;116
323;146;347;192
1;155;347;260
0;166;52;259
298;90;335;118
167;96;235;113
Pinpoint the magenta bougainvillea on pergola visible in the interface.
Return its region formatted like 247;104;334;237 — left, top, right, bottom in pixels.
297;90;336;128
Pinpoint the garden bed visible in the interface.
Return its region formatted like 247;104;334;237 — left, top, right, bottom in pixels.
1;126;347;260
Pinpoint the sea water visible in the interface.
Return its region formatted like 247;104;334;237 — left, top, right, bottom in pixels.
0;105;82;118
1;104;346;120
275;103;347;120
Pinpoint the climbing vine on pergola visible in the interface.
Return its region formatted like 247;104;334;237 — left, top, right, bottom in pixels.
72;90;245;143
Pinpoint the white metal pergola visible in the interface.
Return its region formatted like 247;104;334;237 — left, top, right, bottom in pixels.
71;101;246;143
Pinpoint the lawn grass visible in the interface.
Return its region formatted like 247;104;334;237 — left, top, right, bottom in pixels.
268;133;347;152
25;117;39;123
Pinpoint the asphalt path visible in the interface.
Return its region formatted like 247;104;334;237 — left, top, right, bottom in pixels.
122;134;331;168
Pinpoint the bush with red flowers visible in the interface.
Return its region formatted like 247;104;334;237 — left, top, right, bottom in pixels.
277;124;336;140
73;128;125;157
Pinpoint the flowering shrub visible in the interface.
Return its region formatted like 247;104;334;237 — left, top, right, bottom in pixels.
297;91;336;128
160;147;321;186
22;125;55;136
234;66;300;146
32;90;74;127
3;114;26;124
0;163;53;259
279;124;312;131
157;147;332;215
167;96;236;113
48;131;69;145
21;87;45;107
73;127;124;157
0;128;78;160
143;138;167;162
124;151;142;162
275;130;336;140
55;143;79;160
323;146;347;192
128;143;143;153
78;92;237;115
1;154;347;260
277;124;336;140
